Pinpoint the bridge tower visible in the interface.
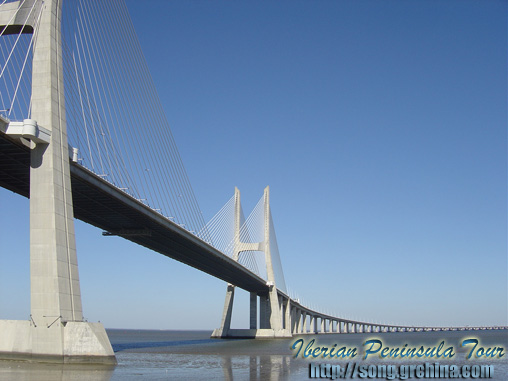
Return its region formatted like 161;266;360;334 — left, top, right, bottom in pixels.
0;0;115;363
212;187;291;338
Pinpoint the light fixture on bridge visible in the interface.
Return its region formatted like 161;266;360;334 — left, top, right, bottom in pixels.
71;147;79;162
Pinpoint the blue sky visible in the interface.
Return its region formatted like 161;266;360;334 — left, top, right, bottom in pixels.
0;0;506;330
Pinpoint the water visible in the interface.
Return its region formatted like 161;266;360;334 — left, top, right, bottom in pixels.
0;329;506;380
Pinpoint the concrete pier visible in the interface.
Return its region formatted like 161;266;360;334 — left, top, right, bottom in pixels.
0;0;115;363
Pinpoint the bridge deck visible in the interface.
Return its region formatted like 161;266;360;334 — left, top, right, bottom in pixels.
0;133;269;294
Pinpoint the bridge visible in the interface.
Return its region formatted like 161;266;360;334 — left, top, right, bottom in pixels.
0;0;504;364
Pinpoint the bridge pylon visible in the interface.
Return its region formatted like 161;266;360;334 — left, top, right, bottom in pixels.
212;187;291;338
0;0;115;363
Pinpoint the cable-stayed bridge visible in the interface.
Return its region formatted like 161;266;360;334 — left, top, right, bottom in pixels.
0;0;504;364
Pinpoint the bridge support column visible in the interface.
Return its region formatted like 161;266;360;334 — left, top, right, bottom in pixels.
212;284;235;337
262;187;286;336
259;295;269;329
213;187;290;338
250;292;257;329
292;307;298;334
284;298;291;331
0;0;115;364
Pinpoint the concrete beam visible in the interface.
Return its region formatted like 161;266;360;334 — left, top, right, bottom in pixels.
0;0;41;35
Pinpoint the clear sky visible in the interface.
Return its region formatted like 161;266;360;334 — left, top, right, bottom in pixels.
0;0;506;330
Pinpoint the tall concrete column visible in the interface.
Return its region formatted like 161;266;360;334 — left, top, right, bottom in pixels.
249;292;257;329
259;295;269;329
284;298;291;332
279;296;284;328
291;307;298;334
0;0;114;363
295;310;301;334
212;188;242;338
263;187;283;332
214;284;235;337
213;187;289;338
29;0;82;331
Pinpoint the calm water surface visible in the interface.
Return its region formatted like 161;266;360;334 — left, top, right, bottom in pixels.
0;329;506;380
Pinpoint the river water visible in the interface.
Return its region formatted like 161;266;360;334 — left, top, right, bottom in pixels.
0;329;506;380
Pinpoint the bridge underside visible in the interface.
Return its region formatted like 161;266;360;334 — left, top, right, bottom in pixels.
0;133;268;294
